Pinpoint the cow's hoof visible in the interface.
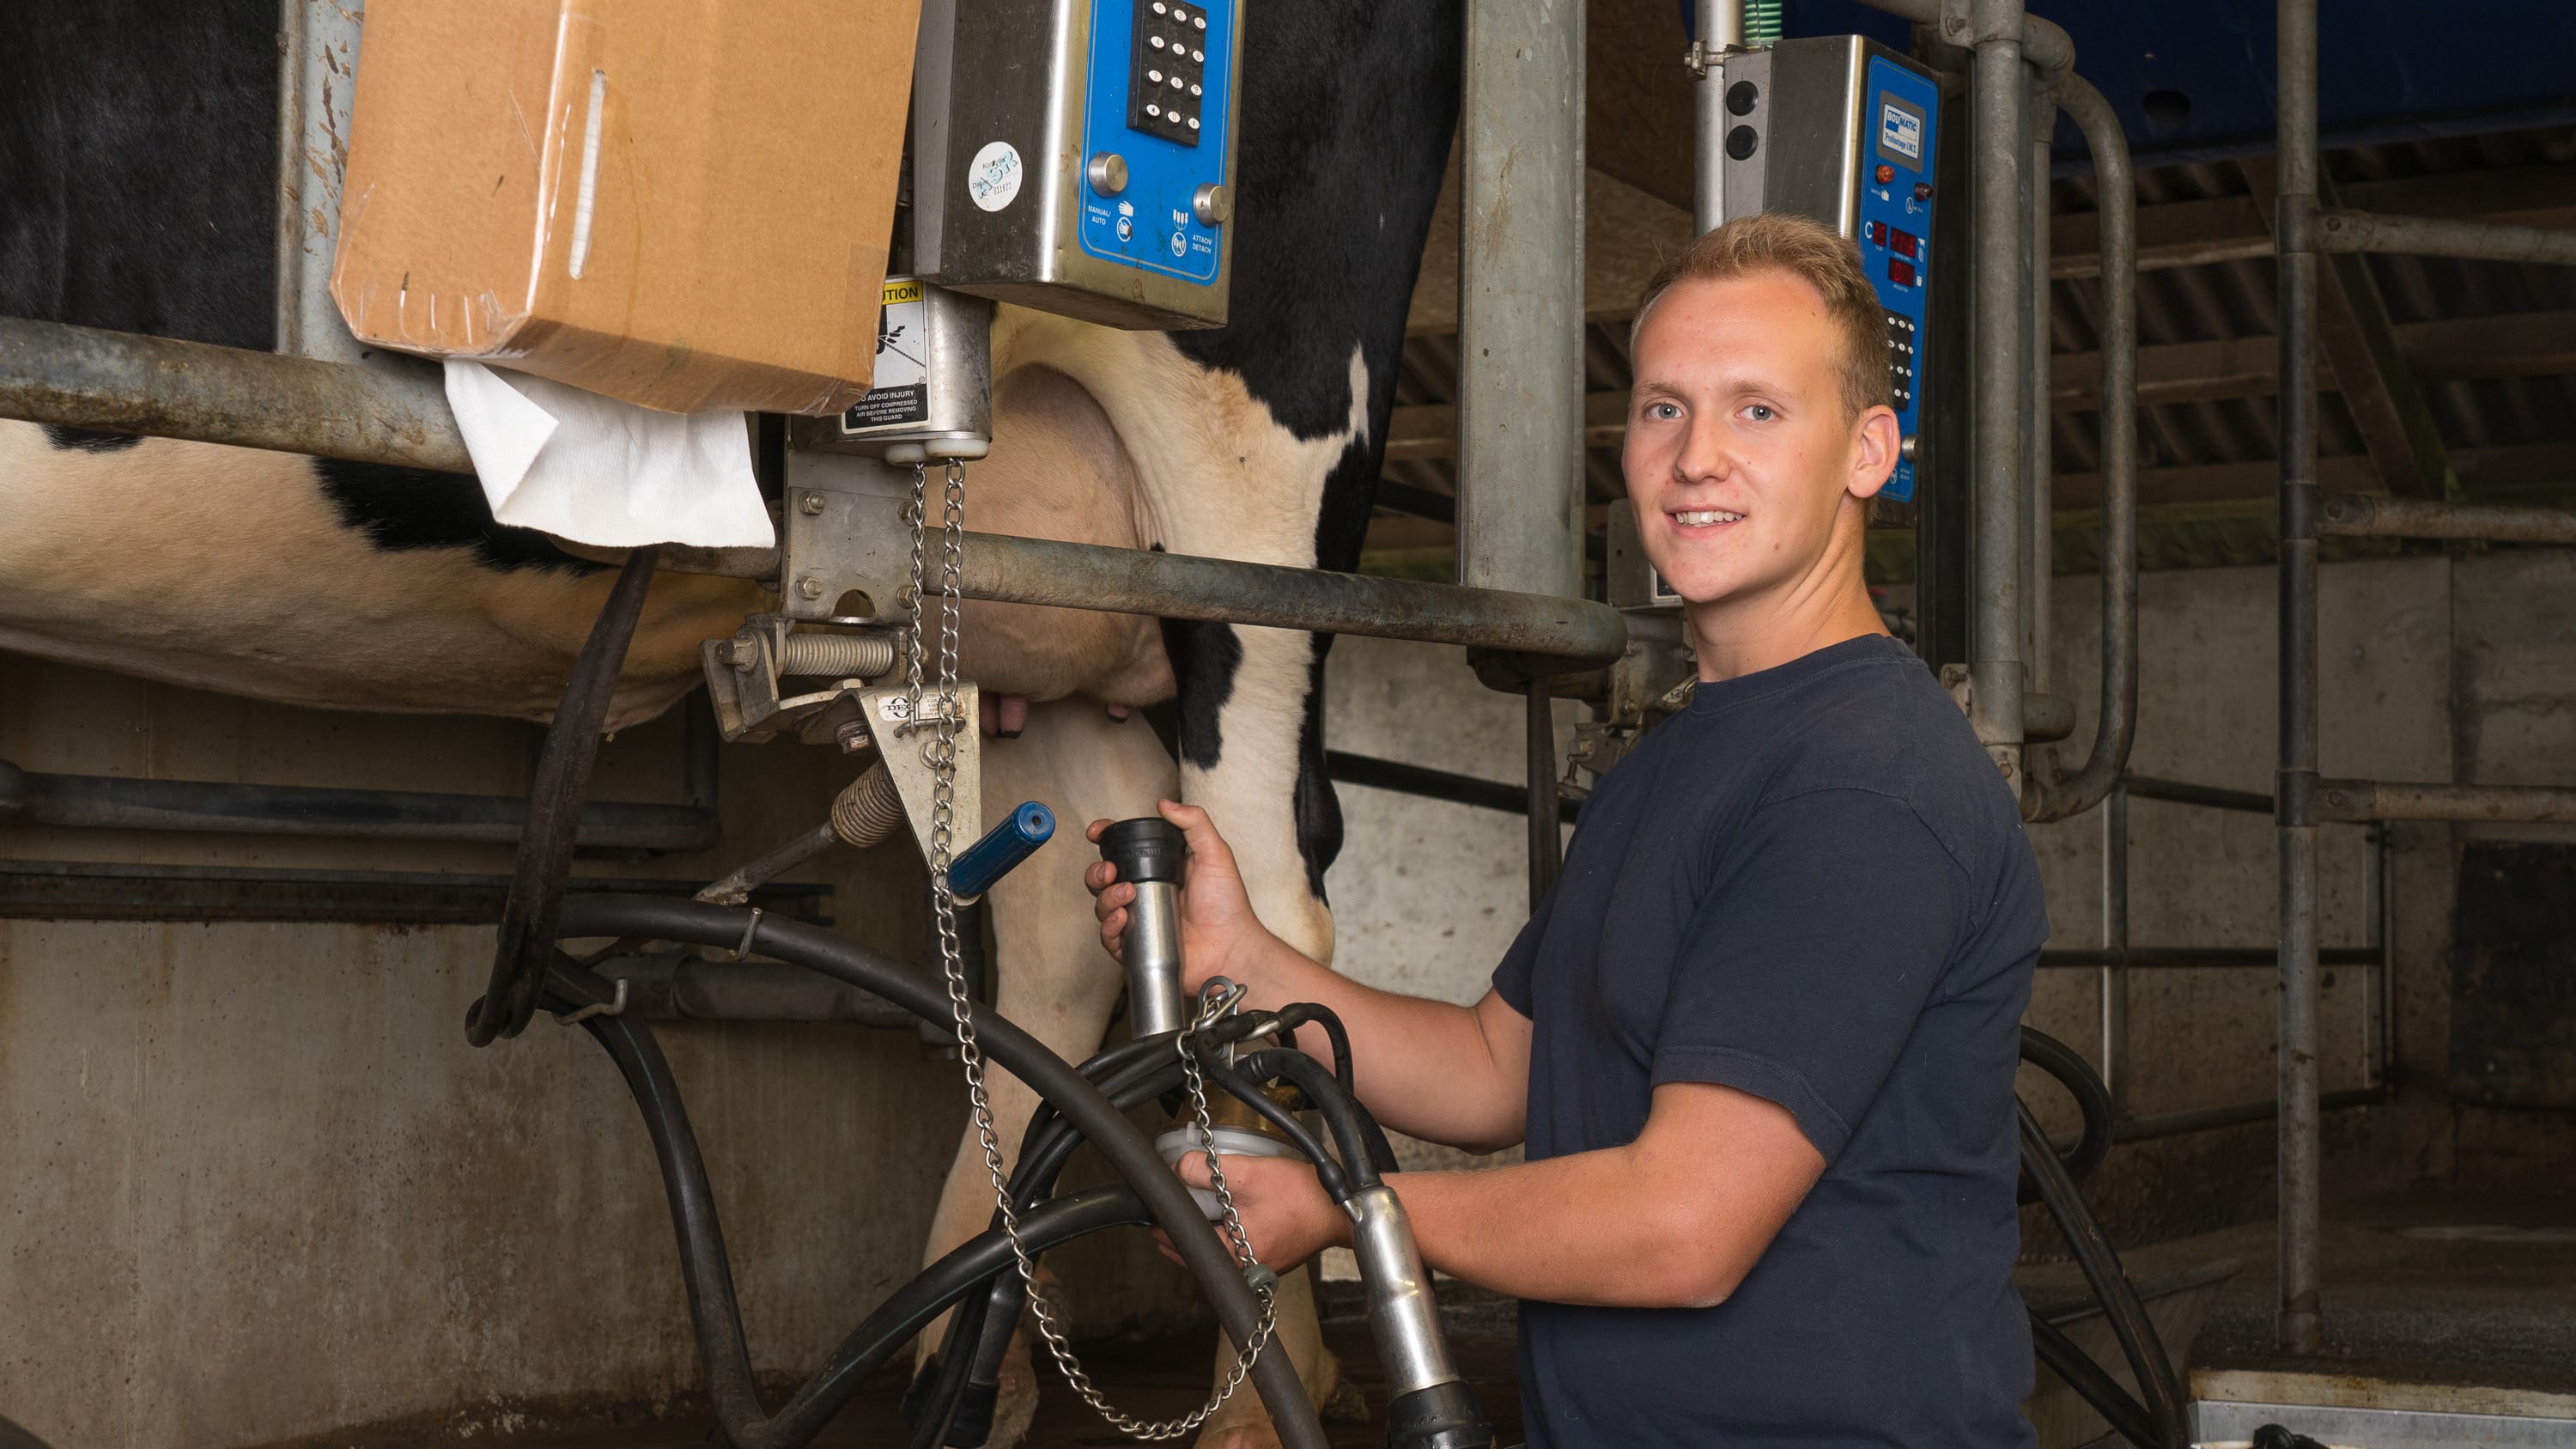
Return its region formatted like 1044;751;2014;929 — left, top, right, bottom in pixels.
985;1336;1041;1449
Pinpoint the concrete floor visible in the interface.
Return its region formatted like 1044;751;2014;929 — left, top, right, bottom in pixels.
434;1190;2574;1449
2017;1189;2576;1399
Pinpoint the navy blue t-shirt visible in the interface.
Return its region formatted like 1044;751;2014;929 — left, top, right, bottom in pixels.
1492;634;2046;1448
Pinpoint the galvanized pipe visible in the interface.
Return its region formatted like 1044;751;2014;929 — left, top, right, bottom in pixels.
2024;75;2139;825
2318;491;2576;545
2099;783;2129;1115
2274;0;2326;1358
1856;0;2073;80
2317;209;2576;266
1456;0;1586;602
2123;773;2274;815
0;318;1628;667
0;764;719;852
2021;85;2053;703
0;315;465;472
2039;946;2381;970
952;533;1630;667
1965;0;2032;798
2113;1087;2381;1146
2317;778;2576;825
276;0;375;366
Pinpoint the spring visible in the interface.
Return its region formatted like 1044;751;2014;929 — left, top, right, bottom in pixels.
829;764;908;848
776;630;899;679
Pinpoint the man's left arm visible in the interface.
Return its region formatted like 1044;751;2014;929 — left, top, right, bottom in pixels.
1182;1081;1819;1307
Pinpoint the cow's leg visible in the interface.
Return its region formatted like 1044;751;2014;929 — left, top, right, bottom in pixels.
915;697;1177;1446
1167;627;1353;1449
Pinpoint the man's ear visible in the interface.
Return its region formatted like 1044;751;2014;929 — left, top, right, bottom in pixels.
1846;405;1903;501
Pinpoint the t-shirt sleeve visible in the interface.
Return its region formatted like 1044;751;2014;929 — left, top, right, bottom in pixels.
1652;788;1969;1165
1491;881;1558;1017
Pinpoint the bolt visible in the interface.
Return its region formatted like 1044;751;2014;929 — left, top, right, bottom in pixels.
798;577;825;600
799;491;827;515
836;720;873;753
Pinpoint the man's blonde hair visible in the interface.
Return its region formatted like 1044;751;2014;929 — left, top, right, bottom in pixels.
1631;212;1894;423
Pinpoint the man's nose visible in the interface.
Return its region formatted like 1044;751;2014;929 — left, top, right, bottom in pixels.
1674;415;1734;484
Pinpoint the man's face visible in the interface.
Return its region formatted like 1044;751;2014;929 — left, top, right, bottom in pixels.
1622;271;1894;611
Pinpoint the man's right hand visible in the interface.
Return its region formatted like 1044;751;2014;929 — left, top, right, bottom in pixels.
1083;800;1276;997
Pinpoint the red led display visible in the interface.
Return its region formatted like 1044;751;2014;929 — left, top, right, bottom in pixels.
1887;258;1916;288
1892;228;1919;259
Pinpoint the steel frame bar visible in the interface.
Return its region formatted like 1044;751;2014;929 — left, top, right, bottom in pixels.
2318;491;2576;545
2021;73;2139;824
0;760;718;851
0;316;1629;667
2318;209;2576;266
2275;0;2326;1357
2317;778;2576;825
1457;0;1585;602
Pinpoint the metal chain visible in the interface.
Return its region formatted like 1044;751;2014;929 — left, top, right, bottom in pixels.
907;459;1275;1441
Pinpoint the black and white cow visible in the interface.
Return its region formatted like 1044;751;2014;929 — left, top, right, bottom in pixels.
3;1;1461;1444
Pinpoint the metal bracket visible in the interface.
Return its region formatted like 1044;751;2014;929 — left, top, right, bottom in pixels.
779;448;921;625
857;683;983;866
701;612;904;744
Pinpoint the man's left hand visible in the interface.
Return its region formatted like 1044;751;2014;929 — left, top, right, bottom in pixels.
1156;1151;1350;1274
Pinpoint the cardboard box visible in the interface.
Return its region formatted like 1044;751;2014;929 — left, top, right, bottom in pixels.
332;0;916;415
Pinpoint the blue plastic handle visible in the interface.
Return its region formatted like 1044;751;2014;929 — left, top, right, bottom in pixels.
949;801;1056;899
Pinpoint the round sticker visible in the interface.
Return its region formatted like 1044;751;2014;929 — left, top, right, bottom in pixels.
968;141;1024;212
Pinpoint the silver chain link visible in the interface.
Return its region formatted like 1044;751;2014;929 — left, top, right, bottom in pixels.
906;460;1274;1440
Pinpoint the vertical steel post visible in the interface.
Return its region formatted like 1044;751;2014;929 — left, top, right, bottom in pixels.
1457;0;1587;604
2275;0;2327;1357
1969;0;2030;800
1692;1;1747;236
2101;781;2130;1117
2362;825;2385;1090
2378;824;2397;1088
276;0;374;364
2023;87;2055;697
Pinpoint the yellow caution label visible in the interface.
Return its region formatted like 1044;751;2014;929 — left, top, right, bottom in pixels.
883;278;925;306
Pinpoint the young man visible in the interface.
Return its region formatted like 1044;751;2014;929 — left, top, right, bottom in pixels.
1087;213;2047;1446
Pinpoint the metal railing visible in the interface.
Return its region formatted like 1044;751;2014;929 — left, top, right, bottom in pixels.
2038;778;2391;1147
2272;0;2576;1355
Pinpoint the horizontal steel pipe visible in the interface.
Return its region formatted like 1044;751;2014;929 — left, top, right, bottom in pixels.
2319;777;2576;825
2111;1087;2384;1145
0;315;468;472
0;318;1625;663
0;764;717;851
2318;210;2576;266
2318;491;2576;545
953;533;1630;667
2121;774;2275;815
1325;749;1583;825
2039;946;2381;970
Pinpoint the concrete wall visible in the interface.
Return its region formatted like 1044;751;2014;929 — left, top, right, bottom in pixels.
0;654;1183;1449
1320;551;2576;1243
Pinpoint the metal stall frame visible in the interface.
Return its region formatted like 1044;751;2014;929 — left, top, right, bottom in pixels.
2038;776;2392;1147
2272;0;2576;1355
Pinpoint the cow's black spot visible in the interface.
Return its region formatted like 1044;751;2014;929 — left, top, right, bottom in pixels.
1;0;279;349
1290;633;1342;903
1160;618;1242;770
311;457;600;574
40;425;144;453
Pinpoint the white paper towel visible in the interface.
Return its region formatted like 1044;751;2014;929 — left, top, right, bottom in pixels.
443;360;775;550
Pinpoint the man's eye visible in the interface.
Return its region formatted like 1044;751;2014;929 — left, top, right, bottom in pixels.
1743;404;1776;422
1648;401;1681;421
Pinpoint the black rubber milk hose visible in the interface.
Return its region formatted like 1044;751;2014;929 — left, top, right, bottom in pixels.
2015;1026;2190;1449
550;893;1330;1449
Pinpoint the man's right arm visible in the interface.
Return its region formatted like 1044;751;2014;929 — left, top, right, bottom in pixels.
1086;803;1532;1153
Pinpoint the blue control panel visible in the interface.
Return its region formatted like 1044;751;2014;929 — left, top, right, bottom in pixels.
1078;0;1234;285
1855;53;1939;502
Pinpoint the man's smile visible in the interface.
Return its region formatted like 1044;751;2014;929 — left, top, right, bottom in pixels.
1668;508;1747;532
